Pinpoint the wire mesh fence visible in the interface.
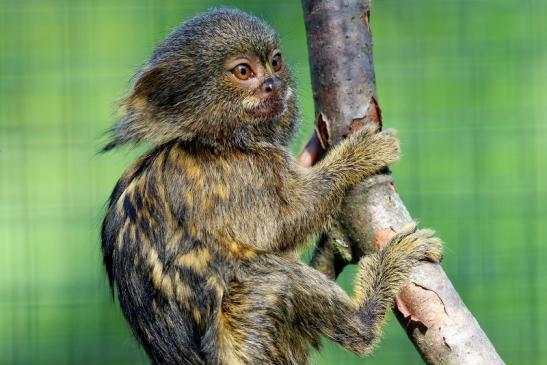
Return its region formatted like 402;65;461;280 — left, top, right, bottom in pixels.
1;0;546;364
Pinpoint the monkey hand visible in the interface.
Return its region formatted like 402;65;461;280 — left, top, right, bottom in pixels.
381;223;444;269
351;124;400;168
328;123;400;184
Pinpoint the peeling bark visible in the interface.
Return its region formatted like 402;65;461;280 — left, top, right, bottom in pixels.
300;0;504;363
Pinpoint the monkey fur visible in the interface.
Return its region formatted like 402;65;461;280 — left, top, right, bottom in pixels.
101;9;442;365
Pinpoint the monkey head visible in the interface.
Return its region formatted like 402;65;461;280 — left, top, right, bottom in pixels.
104;8;299;151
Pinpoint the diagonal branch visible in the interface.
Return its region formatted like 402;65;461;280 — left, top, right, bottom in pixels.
300;0;504;363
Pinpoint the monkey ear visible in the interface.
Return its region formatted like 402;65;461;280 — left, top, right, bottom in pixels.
101;63;171;152
132;63;170;99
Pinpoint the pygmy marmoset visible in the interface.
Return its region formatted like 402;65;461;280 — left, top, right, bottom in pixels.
101;8;442;365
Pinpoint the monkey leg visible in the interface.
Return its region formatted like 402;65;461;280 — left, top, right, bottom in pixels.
222;255;378;363
221;255;319;365
302;223;442;356
221;225;441;363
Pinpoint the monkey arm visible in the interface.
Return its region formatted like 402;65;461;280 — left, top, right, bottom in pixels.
217;128;398;253
265;127;399;251
201;129;397;254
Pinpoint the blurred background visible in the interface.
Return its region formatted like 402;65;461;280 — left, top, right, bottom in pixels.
1;0;546;364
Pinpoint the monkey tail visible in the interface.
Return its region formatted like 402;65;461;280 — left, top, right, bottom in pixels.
112;268;223;365
102;226;219;364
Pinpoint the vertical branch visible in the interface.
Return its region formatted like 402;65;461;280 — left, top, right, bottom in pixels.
300;0;504;363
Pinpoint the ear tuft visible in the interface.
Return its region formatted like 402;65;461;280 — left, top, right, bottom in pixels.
102;63;171;151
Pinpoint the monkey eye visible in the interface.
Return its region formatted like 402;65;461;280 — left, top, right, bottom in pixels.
232;64;253;80
271;53;282;72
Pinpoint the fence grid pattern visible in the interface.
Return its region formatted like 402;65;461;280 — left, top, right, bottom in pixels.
1;0;546;364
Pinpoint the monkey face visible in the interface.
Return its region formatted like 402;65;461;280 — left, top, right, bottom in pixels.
224;49;291;121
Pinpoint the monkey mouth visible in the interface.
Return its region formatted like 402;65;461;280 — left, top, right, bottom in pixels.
247;97;285;120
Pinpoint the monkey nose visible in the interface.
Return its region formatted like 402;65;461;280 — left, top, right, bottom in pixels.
261;78;275;94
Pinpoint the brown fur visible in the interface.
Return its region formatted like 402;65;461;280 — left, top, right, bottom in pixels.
101;8;442;365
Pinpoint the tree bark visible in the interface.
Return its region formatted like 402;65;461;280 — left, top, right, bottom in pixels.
300;0;504;364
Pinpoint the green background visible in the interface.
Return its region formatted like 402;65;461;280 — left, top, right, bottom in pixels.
1;0;546;364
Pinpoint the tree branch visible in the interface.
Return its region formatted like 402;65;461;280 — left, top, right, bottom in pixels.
300;0;504;363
